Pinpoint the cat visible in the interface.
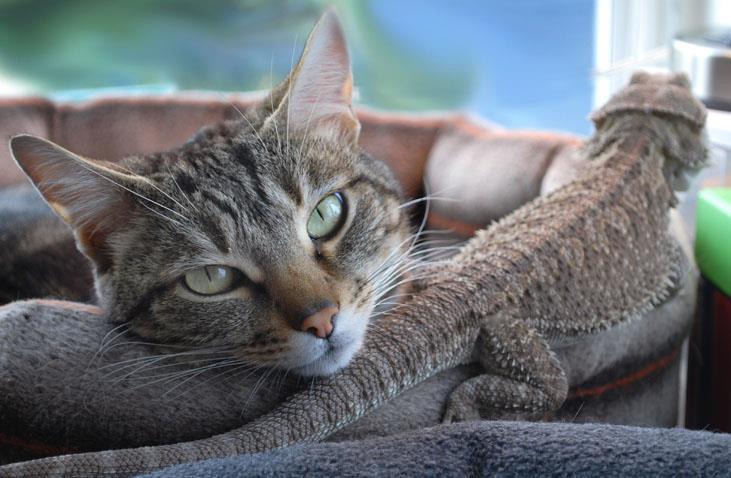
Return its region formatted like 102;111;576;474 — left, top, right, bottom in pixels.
6;10;413;377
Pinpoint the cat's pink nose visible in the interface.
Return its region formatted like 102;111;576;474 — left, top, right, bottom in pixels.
301;305;338;338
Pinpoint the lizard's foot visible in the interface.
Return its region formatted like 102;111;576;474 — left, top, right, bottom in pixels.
442;374;548;423
442;382;482;423
442;317;569;424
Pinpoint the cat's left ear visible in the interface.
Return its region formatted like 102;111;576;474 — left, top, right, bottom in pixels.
269;8;360;145
10;134;142;271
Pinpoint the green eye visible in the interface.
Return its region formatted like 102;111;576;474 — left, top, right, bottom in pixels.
183;265;239;295
307;192;346;240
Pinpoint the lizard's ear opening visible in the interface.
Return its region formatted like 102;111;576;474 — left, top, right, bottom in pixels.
266;8;360;146
10;134;141;272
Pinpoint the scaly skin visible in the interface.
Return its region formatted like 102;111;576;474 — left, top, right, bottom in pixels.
0;72;706;477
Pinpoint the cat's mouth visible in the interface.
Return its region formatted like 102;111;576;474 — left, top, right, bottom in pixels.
280;309;368;377
288;334;362;377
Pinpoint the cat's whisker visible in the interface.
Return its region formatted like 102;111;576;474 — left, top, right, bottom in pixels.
68;158;192;225
374;291;415;303
371;303;413;313
242;365;278;415
273;367;293;394
373;263;445;287
99;353;177;375
370;270;443;304
397;195;461;210
97;339;233;355
216;92;270;155
105;357;200;385
100;356;234;388
369;253;447;292
127;358;243;392
408;247;461;262
369;262;417;295
297;87;325;163
229;365;272;418
88;322;131;368
366;231;429;282
95;345;234;371
101;352;234;382
161;358;247;398
231;363;269;391
369;305;415;322
400;184;461;208
420;239;464;249
370;304;415;318
139;202;189;230
165;360;257;403
408;246;460;260
135;358;245;384
378;271;442;293
372;294;416;309
111;162;194;218
269;57;284;154
165;163;200;214
285;33;300;159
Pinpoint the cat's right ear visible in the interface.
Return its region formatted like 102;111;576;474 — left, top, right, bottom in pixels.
265;8;360;145
10;134;140;271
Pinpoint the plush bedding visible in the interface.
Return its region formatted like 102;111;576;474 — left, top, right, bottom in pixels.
141;421;731;478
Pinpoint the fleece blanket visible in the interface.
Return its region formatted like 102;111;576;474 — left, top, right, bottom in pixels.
0;91;696;464
140;421;731;478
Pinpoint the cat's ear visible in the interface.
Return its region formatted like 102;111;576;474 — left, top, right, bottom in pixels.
10;134;140;271
269;8;360;145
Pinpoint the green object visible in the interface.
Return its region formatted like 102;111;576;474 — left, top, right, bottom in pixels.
696;187;731;297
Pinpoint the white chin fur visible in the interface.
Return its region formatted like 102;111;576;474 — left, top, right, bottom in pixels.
293;337;362;377
281;308;368;377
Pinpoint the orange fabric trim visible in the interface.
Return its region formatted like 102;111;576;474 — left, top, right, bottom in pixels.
450;114;583;146
569;348;681;399
32;299;104;316
0;432;77;456
355;107;450;129
426;211;481;238
0;300;102;317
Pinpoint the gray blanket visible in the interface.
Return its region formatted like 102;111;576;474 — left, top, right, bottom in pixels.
0;270;694;464
141;420;731;477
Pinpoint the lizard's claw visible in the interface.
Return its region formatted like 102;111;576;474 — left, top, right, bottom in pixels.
442;374;502;423
442;388;482;423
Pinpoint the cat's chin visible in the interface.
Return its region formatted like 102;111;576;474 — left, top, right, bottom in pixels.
289;335;362;377
267;308;370;377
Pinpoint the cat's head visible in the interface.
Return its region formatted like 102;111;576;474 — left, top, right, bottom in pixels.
10;10;411;376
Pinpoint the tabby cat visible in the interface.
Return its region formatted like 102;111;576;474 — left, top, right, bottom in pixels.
8;11;412;377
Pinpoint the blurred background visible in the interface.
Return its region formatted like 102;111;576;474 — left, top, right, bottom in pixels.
0;0;718;137
0;0;729;196
0;0;728;136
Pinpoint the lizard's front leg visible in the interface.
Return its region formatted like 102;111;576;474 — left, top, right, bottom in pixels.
443;313;568;423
